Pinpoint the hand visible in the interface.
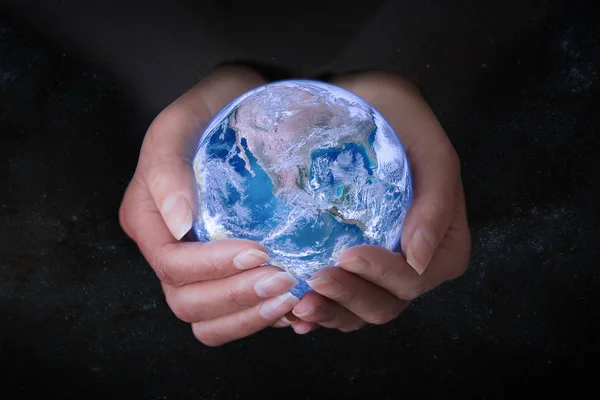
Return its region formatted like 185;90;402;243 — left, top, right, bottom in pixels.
119;66;302;346
289;72;471;335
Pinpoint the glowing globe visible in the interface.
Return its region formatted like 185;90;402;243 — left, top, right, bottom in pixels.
192;80;412;297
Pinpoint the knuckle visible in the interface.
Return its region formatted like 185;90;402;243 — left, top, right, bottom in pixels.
339;320;366;333
398;283;427;301
322;271;356;303
145;105;190;148
375;267;395;287
366;300;407;325
328;284;354;303
341;289;358;306
118;178;144;240
190;254;222;281
151;245;181;286
147;107;173;134
448;150;461;176
144;156;190;194
365;309;396;326
318;318;339;329
118;196;132;237
422;200;453;224
165;291;194;323
236;312;255;330
401;290;420;302
458;235;473;274
314;304;336;325
225;287;248;308
365;314;390;326
192;324;223;347
144;161;164;194
152;253;171;283
203;257;223;279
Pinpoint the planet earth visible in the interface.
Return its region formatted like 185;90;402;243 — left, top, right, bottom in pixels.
192;80;413;297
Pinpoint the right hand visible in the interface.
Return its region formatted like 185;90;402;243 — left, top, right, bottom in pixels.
119;66;304;347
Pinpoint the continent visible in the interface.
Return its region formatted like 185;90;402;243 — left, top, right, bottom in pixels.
192;80;413;296
325;206;367;231
229;82;377;210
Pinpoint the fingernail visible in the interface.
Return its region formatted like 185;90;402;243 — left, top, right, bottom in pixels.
161;193;193;240
406;228;435;275
292;304;315;318
254;272;298;298
233;249;270;270
259;292;300;320
339;256;370;272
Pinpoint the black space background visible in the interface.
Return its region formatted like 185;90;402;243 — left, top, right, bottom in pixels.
1;1;599;399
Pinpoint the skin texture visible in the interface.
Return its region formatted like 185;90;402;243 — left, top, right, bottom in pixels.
119;65;471;346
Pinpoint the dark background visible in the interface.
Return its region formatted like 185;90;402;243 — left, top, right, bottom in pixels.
1;0;599;398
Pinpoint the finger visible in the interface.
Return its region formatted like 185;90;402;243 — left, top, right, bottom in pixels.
338;246;432;301
271;319;292;328
122;171;270;287
292;291;365;332
273;313;323;333
339;184;471;299
162;266;298;322
291;320;321;335
136;65;266;240
282;312;299;325
271;320;289;328
331;72;459;274
119;66;268;283
270;312;297;328
272;312;311;329
191;293;300;347
305;267;409;326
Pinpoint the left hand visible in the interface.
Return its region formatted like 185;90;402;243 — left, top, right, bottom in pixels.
119;65;304;346
288;72;472;335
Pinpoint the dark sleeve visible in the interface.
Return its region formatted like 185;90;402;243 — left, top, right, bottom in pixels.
1;0;381;110
2;0;554;112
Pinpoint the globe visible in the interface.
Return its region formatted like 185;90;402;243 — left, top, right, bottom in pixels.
192;80;413;297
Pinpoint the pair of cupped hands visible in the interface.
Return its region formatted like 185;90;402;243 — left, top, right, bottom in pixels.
119;65;471;346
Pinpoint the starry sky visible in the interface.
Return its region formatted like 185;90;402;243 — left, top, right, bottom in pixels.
1;1;599;398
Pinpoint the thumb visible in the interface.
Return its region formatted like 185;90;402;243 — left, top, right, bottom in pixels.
329;72;460;275
137;65;268;240
392;95;460;275
142;153;196;241
138;103;204;240
401;168;459;275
